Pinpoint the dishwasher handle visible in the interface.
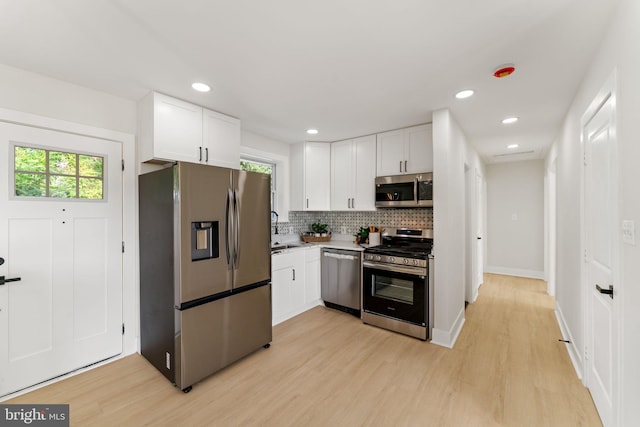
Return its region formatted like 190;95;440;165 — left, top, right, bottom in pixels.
323;252;358;261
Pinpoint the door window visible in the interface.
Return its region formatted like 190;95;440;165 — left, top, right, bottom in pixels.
13;145;104;199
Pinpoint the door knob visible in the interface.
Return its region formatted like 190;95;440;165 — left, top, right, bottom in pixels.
595;284;613;299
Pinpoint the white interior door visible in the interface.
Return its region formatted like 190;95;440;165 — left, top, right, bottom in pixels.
584;91;618;426
0;122;123;397
474;169;484;292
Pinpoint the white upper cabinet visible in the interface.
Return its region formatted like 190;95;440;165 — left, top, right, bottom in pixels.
290;142;331;211
376;124;433;176
202;108;240;169
138;92;240;169
331;135;376;211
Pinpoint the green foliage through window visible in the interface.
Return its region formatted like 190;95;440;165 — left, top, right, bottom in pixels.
14;145;104;199
240;159;275;212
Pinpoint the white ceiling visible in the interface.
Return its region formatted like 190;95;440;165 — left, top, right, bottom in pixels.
0;0;618;163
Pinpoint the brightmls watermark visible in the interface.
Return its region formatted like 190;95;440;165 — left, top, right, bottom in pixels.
0;405;69;426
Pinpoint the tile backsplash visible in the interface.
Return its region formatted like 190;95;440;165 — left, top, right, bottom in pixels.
273;209;433;235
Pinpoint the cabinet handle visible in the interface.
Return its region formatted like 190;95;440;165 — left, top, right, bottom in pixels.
205;147;209;162
292;269;296;281
347;198;351;209
404;160;407;172
351;198;355;209
306;198;309;209
399;160;403;173
199;146;203;162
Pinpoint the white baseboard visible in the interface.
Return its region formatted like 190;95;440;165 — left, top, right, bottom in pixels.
485;265;545;280
431;307;465;348
555;302;583;381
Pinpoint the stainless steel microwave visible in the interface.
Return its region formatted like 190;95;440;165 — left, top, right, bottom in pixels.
375;173;433;208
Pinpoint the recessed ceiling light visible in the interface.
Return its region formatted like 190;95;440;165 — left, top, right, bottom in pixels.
306;129;319;135
507;144;519;149
502;117;519;124
192;82;211;92
455;89;474;99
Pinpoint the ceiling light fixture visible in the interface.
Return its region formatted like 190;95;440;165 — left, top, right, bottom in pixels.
455;89;474;99
192;82;211;92
507;144;519;149
502;117;519;124
306;129;319;135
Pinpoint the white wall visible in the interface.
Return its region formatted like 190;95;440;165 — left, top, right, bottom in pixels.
485;160;544;278
550;0;640;424
0;64;139;357
240;130;291;220
0;64;136;134
431;109;468;347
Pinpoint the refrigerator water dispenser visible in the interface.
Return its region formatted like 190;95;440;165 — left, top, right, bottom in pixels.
191;221;219;261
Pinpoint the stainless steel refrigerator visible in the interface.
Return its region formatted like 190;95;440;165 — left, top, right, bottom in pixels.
139;162;272;392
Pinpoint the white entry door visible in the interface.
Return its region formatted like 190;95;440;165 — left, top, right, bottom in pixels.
584;88;618;426
0;122;123;397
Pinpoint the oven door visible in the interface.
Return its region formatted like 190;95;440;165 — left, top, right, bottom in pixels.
362;262;427;326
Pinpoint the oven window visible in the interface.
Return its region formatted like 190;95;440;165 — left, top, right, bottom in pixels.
372;274;414;304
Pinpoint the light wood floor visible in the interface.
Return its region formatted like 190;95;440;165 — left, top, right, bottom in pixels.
6;274;602;426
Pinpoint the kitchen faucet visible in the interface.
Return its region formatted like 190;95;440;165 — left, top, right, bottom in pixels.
271;211;279;234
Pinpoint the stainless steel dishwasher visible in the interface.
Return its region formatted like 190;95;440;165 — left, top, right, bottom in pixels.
321;248;361;317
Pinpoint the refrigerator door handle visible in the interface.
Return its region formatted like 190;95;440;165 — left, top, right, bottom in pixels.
225;189;232;266
233;189;241;267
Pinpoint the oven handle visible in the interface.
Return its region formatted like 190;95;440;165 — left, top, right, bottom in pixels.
363;261;426;276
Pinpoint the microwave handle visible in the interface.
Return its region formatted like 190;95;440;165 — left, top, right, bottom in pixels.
414;177;418;203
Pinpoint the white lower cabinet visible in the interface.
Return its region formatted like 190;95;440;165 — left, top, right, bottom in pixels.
271;250;305;325
271;247;323;326
305;247;322;306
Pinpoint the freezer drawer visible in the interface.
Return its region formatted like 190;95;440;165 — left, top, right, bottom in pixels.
176;284;272;390
321;249;361;314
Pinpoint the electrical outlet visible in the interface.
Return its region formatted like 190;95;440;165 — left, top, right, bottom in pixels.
288;227;293;234
622;220;635;245
341;226;347;234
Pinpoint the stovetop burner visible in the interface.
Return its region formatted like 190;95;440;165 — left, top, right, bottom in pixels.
364;228;433;262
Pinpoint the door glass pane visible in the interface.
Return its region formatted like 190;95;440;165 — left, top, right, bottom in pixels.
15;173;46;196
14;146;46;172
372;274;414;304
79;178;103;199
49;151;77;175
49;175;76;198
79;155;103;177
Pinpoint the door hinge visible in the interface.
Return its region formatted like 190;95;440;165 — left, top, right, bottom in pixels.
122;241;125;253
122;323;125;335
121;159;125;171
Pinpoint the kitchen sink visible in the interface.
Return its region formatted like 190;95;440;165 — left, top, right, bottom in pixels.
271;242;304;253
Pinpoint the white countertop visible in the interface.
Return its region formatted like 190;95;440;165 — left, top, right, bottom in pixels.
271;234;367;254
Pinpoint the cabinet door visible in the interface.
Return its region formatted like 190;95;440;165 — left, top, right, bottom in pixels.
404;124;433;173
153;93;203;163
305;248;321;306
304;143;331;211
353;135;376;210
330;139;354;210
271;265;293;325
376;129;405;176
271;251;305;325
203;108;240;169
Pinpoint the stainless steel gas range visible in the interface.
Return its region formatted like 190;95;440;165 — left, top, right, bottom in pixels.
362;228;434;340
